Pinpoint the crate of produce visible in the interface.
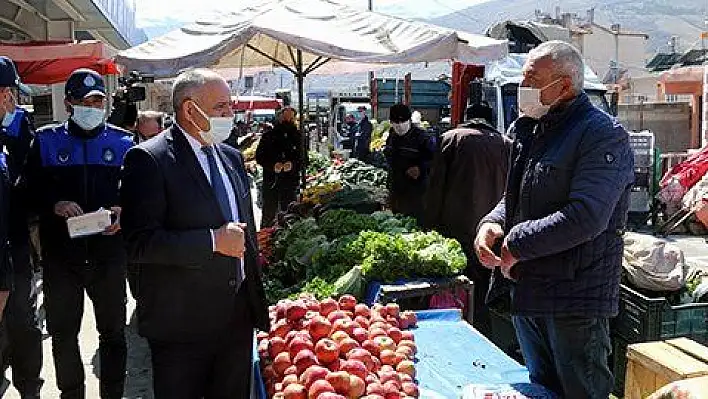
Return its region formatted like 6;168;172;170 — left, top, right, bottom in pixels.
365;276;474;323
615;284;708;344
624;338;708;399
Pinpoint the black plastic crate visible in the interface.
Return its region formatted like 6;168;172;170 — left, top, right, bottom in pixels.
615;284;708;344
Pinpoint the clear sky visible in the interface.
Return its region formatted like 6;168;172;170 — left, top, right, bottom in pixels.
135;0;481;37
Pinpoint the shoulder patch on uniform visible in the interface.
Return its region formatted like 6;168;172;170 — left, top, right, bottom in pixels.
57;148;71;164
102;148;115;163
605;153;616;164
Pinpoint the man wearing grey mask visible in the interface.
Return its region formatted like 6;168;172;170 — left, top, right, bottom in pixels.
383;103;436;223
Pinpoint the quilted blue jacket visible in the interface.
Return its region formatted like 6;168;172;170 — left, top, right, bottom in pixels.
480;93;634;317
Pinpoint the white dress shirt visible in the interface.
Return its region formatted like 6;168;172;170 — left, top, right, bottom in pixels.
179;126;245;279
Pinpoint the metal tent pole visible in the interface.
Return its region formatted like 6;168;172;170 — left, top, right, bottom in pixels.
297;49;307;188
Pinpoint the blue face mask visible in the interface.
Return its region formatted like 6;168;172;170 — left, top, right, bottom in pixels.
1;107;16;128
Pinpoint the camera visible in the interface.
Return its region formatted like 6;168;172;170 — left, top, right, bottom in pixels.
108;71;155;129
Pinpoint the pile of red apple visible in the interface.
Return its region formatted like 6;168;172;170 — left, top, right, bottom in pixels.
258;294;420;399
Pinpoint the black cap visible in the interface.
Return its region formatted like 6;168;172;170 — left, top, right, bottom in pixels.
0;56;31;95
466;102;494;126
389;103;411;123
65;69;106;100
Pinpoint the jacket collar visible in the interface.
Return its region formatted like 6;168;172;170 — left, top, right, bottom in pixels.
539;92;591;133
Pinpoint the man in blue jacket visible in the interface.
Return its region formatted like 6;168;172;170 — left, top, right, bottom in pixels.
475;41;634;398
0;55;43;398
24;69;132;399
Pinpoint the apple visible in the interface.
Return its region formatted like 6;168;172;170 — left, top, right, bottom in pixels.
373;336;396;352
385;303;400;318
362;340;380;357
366;373;380;385
316;393;346;399
326;371;351;395
396;360;415;377
369;328;388;340
287;301;308;322
372;357;382;373
309;317;332;342
258;339;269;360
273;393;285;399
402;382;419;397
338;338;359;357
257;331;269;340
332;319;355;336
330;331;350;345
275;383;283;393
400;331;414;342
383;380;402;393
395;345;414;360
338;295;357;311
351;327;368;343
386;317;400;329
402;311;417;327
372;303;386;316
284;365;297;375
289;337;314;359
354;304;371;318
263;365;277;381
306;300;321;313
370;321;388;331
354;316;370;330
347;348;374;371
308;380;335;399
399;317;411;330
379;349;397;366
320;298;339;317
387;328;403;344
282;383;307;399
393;352;407;366
293;350;319;374
273;352;292;376
282;374;299;388
300;365;330;390
380;365;395;374
348;374;366;398
366;382;385;396
362;396;384;399
271;320;291;339
398;340;417;355
340;359;367;381
276;300;289;319
327;311;349;324
325;358;342;372
315;339;339;364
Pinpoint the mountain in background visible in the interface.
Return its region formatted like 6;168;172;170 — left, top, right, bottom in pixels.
429;0;707;54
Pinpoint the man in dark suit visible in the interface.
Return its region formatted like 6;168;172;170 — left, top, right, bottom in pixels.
120;69;269;399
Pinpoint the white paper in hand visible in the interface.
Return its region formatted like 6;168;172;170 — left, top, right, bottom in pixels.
66;209;112;238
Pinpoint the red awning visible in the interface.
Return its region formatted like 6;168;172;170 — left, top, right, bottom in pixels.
232;96;283;111
0;40;119;84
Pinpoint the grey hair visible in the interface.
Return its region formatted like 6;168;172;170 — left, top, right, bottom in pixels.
529;41;585;93
171;68;226;112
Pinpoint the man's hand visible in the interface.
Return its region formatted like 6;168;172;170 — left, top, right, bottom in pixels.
54;201;84;218
283;161;293;172
406;166;421;180
474;223;504;268
214;222;247;258
274;162;284;173
500;238;520;280
103;206;122;236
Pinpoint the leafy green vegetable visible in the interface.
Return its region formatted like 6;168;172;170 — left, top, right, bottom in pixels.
273;217;321;260
294;277;337;300
307;151;330;176
318;209;379;239
333;266;366;298
310;234;363;282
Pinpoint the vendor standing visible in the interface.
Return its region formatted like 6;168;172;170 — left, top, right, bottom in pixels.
475;41;634;398
383;103;436;222
256;106;302;228
24;69;132;399
424;103;511;336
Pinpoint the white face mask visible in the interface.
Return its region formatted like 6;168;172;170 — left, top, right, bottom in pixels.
200;116;233;145
391;121;411;136
517;78;562;120
72;105;105;130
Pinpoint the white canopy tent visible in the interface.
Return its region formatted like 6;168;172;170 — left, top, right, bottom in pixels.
116;0;507;183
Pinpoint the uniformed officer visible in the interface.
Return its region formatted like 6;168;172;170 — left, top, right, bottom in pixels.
24;69;132;399
0;56;43;398
383;103;436;224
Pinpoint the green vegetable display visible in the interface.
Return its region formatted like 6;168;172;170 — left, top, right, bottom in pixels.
313;159;388;189
306;151;330;176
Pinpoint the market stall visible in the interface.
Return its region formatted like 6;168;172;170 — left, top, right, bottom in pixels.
0;40;119;84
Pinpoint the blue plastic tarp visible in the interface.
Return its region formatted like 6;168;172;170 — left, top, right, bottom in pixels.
253;309;552;399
